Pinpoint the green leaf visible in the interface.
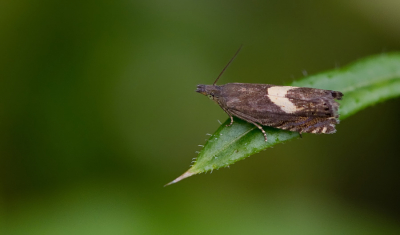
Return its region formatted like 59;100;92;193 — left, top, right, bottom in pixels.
165;53;400;186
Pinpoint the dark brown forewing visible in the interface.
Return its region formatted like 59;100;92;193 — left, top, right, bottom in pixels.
228;109;338;134
222;88;340;118
221;84;343;100
219;83;340;133
286;87;343;100
220;83;274;98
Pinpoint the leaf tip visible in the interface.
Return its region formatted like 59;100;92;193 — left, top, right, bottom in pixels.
164;170;195;187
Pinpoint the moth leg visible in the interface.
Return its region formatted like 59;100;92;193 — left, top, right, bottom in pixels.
247;121;268;142
226;114;234;127
298;132;303;138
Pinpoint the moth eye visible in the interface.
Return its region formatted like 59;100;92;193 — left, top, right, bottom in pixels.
208;95;213;99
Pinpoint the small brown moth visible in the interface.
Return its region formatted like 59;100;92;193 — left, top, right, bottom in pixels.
196;46;343;141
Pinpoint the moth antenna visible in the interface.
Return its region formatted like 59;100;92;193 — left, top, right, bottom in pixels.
213;44;243;86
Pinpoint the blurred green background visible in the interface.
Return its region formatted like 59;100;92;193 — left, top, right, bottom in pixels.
2;0;400;234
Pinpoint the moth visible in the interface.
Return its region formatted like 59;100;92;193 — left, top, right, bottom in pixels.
196;46;343;141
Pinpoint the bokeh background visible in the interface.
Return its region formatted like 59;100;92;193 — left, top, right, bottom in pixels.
2;0;400;234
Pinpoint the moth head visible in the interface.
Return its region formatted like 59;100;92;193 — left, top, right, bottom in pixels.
196;85;222;100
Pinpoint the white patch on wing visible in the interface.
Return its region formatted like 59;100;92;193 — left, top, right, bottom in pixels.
269;96;298;113
267;86;296;97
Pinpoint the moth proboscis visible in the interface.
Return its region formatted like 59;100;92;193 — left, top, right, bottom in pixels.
196;46;343;142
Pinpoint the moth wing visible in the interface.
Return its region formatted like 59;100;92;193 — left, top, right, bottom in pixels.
267;86;343;100
225;94;339;118
228;108;338;134
224;94;340;134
